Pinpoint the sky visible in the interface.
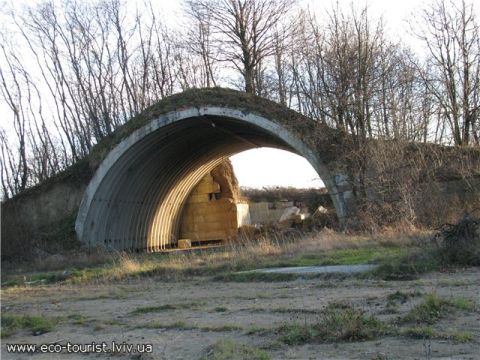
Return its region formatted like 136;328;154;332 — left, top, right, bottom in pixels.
230;148;324;188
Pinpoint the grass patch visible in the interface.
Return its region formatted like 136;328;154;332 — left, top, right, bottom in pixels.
370;249;441;280
67;314;89;325
402;293;448;324
279;303;387;345
270;307;319;314
201;339;271;360
214;270;351;282
401;292;477;325
1;230;424;287
142;320;195;330
2;271;71;287
138;321;243;332
1;313;57;337
387;290;423;303
448;297;477;311
77;287;131;301
275;246;406;267
206;324;244;332
245;326;271;335
385;289;423;312
402;326;474;342
213;307;228;312
130;301;204;314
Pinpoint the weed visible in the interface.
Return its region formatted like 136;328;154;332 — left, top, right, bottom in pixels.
201;339;271;360
2;229;421;288
138;321;242;332
213;307;228;312
77;287;130;301
143;320;194;330
402;326;474;342
279;304;387;345
1;313;57;337
270;307;319;314
316;306;387;341
402;292;477;324
279;324;318;345
437;279;471;287
402;293;446;324
130;301;203;315
108;320;126;326
387;290;423;303
447;297;477;311
245;326;270;335
436;215;480;266
204;324;243;332
67;314;89;325
371;250;440;280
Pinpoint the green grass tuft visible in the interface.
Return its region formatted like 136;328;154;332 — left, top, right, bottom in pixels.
279;303;387;345
130;301;204;314
1;313;57;337
402;293;446;324
402;292;477;325
144;320;194;330
279;324;318;345
371;250;441;280
387;290;423;303
201;339;271;360
137;321;243;332
213;307;228;312
402;326;474;342
447;297;477;311
271;246;406;268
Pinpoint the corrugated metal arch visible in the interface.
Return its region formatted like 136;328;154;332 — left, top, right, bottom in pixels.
75;106;342;251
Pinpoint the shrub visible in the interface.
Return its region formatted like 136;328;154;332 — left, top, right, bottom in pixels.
435;215;480;266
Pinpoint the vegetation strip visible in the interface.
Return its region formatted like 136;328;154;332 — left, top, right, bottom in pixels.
1;314;57;338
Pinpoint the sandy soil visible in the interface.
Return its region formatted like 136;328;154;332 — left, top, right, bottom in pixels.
1;268;479;360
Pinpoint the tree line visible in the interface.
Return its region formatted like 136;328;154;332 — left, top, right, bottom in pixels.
0;0;479;199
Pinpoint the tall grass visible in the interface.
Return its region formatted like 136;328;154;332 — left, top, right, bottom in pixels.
2;228;425;287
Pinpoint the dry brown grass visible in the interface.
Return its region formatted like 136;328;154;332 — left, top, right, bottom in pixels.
2;228;426;287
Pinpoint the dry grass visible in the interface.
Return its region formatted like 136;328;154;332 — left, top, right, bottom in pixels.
1;228;426;288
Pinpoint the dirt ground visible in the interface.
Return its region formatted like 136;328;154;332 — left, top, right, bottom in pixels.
1;267;479;360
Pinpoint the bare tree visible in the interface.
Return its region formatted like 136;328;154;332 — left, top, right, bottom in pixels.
0;43;30;195
413;0;480;145
185;0;296;94
184;1;218;87
289;6;386;141
0;0;188;198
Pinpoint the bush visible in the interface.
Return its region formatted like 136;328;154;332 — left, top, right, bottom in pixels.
435;215;480;266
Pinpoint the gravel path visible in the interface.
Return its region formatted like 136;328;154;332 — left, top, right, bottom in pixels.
248;264;376;274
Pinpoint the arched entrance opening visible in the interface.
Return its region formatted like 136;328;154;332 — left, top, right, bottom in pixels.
75;99;352;251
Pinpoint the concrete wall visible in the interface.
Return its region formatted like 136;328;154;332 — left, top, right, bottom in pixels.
1;175;87;259
249;201;293;224
236;203;251;227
